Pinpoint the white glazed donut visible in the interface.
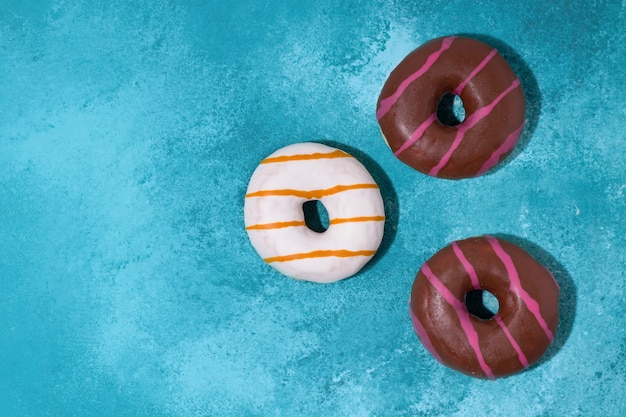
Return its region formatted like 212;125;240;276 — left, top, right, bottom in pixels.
244;142;386;283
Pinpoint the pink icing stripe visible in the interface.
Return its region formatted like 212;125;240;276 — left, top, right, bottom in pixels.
377;36;456;120
486;236;555;342
393;113;438;156
451;242;480;289
453;49;498;95
428;129;466;176
408;302;443;363
475;121;525;176
429;79;521;176
494;315;530;368
421;263;494;379
461;79;521;128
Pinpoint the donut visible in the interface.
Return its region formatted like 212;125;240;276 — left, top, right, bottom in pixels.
409;236;559;379
376;36;526;179
244;142;385;283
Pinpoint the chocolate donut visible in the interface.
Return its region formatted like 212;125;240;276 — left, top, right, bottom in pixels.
377;36;526;179
409;236;559;379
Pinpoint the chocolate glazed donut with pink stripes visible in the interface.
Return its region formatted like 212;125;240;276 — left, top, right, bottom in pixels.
377;36;526;179
409;236;559;379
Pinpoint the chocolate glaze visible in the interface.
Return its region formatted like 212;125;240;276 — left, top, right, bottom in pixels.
377;36;526;179
410;236;559;379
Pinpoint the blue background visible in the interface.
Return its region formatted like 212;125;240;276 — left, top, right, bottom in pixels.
1;1;625;416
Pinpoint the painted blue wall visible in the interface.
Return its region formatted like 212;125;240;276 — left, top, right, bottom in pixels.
1;0;624;415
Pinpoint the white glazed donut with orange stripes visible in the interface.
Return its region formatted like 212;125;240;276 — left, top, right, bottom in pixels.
244;142;385;283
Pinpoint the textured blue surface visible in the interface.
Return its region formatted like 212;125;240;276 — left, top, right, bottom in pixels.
1;1;625;416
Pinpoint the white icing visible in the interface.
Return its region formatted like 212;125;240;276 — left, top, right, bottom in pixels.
244;142;385;283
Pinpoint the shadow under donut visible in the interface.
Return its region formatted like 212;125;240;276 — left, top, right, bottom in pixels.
456;33;542;176
319;140;399;276
494;234;577;367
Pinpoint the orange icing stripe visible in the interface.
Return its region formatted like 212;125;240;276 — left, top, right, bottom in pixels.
246;220;306;230
264;249;376;264
260;150;350;164
246;216;385;231
246;183;379;199
330;216;386;225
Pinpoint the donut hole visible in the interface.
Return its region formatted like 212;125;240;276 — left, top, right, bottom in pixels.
302;200;330;233
436;93;466;127
465;290;500;320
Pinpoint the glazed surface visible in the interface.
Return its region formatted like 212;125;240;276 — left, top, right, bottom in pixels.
377;36;526;179
244;142;385;283
410;236;559;379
